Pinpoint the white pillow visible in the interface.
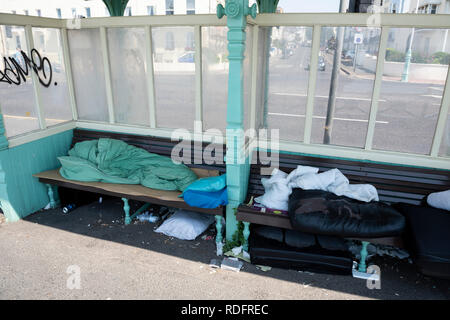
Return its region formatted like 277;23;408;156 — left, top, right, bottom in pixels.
427;190;450;211
155;209;215;240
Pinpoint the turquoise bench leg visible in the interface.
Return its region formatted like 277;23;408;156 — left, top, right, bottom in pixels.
122;198;131;225
358;241;370;272
242;222;250;252
46;184;59;209
215;215;223;245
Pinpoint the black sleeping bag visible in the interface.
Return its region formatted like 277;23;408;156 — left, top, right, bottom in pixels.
288;189;405;238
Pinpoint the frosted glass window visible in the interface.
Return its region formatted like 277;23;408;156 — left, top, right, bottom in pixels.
439;111;450;157
33;28;72;127
264;26;313;141
68;28;109;122
0;25;39;137
311;26;380;148
243;26;253;132
202;27;228;131
373;28;450;155
152;27;195;130
108;28;149;126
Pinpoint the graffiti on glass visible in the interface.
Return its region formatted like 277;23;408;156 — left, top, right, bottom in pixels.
0;49;53;87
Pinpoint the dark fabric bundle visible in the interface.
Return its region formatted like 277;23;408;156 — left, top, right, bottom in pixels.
288;189;405;238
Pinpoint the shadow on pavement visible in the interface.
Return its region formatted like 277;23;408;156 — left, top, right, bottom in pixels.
24;197;450;300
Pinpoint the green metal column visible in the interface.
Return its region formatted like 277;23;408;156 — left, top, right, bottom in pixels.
217;0;257;241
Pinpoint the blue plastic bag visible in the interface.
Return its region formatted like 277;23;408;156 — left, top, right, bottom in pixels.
181;174;226;195
183;188;228;209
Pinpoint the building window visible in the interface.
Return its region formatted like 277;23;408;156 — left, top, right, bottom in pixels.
85;7;91;17
36;9;41;17
147;6;155;15
430;4;437;14
186;0;195;15
166;0;174;15
71;8;77;18
125;7;132;16
56;8;62;18
186;31;194;50
165;31;175;50
391;4;397;13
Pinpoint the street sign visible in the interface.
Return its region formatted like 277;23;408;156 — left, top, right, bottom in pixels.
354;33;363;44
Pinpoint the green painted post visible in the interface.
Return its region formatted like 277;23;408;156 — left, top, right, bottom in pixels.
102;0;129;16
358;241;370;273
215;215;223;245
256;0;279;13
122;198;131;225
217;0;257;241
242;221;250;251
46;184;57;209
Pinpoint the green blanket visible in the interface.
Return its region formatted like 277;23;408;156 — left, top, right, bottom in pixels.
58;138;198;192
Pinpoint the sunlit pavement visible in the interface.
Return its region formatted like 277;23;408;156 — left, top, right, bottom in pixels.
0;198;449;300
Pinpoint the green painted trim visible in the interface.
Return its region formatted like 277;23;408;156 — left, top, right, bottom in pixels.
256;0;279;13
0;129;73;222
242;221;250;252
358;241;370;273
122;198;131;225
129;202;151;221
215;215;223;245
102;0;129;16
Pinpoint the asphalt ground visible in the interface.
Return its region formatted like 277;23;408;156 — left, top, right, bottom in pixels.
1;197;449;300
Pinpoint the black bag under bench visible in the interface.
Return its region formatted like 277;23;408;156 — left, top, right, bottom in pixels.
249;225;353;275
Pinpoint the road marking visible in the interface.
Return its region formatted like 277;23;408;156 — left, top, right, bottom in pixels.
4;115;66;122
428;87;444;92
422;94;442;99
272;92;386;102
268;112;389;124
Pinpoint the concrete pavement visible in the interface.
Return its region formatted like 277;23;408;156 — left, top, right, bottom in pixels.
0;197;449;300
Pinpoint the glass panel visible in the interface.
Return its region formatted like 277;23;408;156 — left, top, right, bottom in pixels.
254;26;267;131
439;112;450;157
68;28;109;122
373;28;450;155
264;26;313;141
243;25;253;132
107;27;149;126
152;27;195;130
0;25;39;137
311;26;381;148
32;27;72;127
202;26;228;131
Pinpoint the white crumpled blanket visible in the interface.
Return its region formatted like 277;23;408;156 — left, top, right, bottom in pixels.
255;165;379;211
427;189;450;211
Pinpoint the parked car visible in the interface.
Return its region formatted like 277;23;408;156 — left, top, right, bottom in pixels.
318;56;326;71
304;56;326;71
178;51;195;63
342;49;355;60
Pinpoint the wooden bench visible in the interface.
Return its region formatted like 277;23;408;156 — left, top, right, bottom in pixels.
34;129;226;245
236;152;450;272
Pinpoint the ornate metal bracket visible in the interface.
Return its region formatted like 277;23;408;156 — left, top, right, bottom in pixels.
217;0;257;19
